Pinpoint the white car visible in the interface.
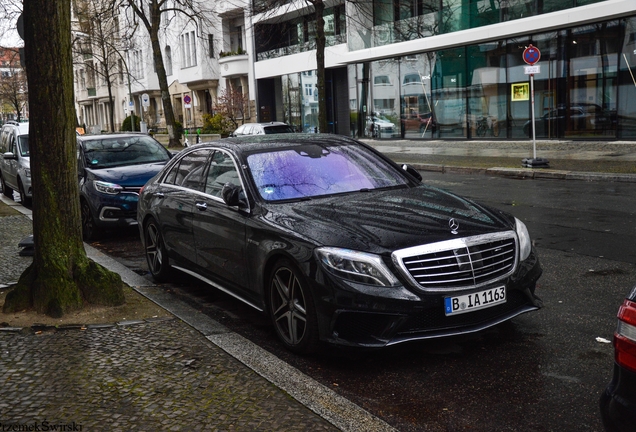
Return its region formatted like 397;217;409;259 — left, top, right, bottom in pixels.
0;121;31;206
366;116;396;138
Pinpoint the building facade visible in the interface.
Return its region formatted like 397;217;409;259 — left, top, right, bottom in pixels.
72;0;256;134
0;47;28;123
254;0;636;140
73;0;636;141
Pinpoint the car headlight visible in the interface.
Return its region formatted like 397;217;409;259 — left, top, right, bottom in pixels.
515;217;532;261
94;180;123;195
24;168;30;178
316;247;400;287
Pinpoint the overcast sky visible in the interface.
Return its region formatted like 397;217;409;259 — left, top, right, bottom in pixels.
0;5;23;48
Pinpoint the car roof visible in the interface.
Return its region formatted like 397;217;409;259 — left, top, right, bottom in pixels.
77;133;154;141
237;122;289;127
2;122;29;135
198;134;363;155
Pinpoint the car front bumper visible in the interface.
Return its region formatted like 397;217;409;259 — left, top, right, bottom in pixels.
88;190;140;229
311;251;543;348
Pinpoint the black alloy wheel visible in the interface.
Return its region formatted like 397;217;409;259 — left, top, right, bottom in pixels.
18;179;31;207
81;199;98;241
1;174;13;198
144;218;171;282
268;259;319;354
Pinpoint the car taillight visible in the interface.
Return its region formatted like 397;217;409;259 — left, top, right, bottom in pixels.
614;299;636;373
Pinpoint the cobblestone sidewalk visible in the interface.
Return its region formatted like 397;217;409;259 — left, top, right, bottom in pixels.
0;319;337;431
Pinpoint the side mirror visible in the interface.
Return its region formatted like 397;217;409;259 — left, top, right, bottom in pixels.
401;164;422;182
221;183;247;208
2;152;17;161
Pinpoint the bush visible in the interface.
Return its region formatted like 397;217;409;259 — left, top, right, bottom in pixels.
202;113;233;136
121;115;141;131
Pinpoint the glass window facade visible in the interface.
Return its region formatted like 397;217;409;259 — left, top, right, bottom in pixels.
266;12;636;141
254;6;347;61
349;0;608;50
343;15;636;140
279;72;319;133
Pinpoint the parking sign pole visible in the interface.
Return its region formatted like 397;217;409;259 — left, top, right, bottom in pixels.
530;73;536;159
521;45;549;168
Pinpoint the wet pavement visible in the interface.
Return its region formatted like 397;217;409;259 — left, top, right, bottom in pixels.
0;195;394;432
1;138;635;431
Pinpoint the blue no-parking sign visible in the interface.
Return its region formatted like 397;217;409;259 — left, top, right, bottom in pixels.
523;44;541;65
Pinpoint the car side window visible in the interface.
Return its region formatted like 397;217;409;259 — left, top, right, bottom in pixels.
205;150;240;198
169;149;210;192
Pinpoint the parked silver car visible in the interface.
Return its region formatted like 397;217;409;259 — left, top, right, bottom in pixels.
0;121;31;206
230;122;295;137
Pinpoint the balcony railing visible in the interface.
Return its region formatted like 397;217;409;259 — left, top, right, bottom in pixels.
218;54;249;78
256;34;345;62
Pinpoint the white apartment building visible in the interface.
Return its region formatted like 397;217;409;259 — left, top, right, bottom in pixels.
72;0;256;134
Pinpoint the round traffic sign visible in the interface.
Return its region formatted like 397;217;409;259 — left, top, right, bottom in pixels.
184;95;192;104
523;44;541;65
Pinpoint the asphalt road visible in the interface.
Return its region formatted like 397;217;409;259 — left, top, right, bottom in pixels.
90;170;636;431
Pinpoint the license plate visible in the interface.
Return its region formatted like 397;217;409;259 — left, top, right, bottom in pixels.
444;287;506;316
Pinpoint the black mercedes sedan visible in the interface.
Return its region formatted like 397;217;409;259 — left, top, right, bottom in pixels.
600;285;636;432
137;134;542;353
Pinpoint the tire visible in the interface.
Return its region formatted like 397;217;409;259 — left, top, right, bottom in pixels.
144;218;171;282
1;174;13;198
81;199;99;241
18;179;31;207
268;259;319;354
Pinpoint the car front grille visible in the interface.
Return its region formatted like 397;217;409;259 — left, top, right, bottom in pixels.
122;187;142;195
392;232;517;292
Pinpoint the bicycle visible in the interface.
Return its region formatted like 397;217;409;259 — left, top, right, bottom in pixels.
476;116;499;137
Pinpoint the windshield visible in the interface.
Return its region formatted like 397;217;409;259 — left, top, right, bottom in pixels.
246;143;409;201
264;125;294;134
82;136;170;168
17;136;29;157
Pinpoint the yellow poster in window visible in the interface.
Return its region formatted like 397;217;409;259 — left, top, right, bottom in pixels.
512;83;529;101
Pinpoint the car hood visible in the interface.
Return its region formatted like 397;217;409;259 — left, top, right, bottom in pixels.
261;184;514;254
87;162;167;187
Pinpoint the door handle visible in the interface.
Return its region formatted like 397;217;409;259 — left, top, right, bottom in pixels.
195;202;207;211
154;192;164;198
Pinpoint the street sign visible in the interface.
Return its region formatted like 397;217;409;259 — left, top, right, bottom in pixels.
523;44;541;66
183;95;191;104
142;93;150;107
524;65;540;75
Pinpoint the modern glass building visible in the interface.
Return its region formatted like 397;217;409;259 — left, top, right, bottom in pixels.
253;0;636;140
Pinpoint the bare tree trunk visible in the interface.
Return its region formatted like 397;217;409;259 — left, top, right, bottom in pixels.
149;2;179;147
3;0;124;317
150;31;178;145
314;0;328;134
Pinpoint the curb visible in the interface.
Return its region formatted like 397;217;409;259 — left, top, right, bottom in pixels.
0;316;175;334
409;163;636;183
